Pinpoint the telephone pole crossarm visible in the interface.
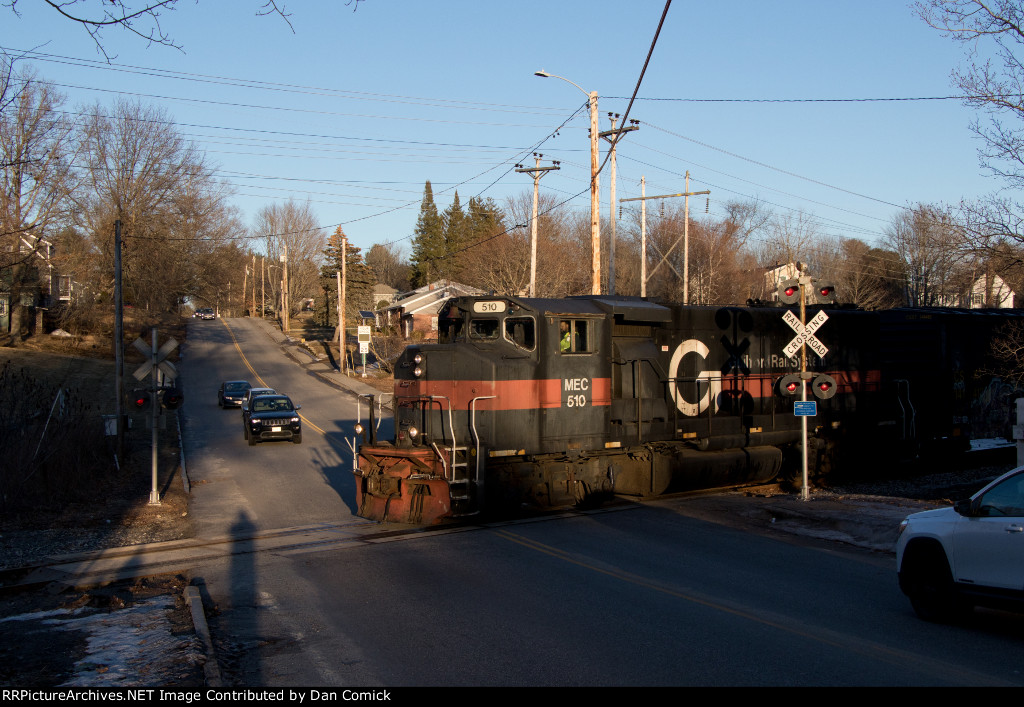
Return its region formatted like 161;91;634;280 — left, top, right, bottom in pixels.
599;118;638;295
515;154;561;297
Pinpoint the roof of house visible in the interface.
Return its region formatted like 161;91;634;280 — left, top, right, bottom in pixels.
385;280;485;315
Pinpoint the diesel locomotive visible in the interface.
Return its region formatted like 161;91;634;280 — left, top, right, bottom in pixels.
351;294;1023;525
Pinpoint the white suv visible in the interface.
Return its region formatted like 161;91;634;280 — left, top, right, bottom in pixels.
896;466;1024;622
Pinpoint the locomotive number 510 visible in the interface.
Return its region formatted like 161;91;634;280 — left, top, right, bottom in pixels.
564;378;590;408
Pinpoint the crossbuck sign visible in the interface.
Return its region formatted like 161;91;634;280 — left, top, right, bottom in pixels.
782;309;829;360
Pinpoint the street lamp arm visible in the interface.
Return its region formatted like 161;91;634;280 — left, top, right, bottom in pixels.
534;68;602;295
534;69;590;99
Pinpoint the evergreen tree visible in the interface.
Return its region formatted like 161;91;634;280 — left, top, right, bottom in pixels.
410;181;444;287
466;196;505;245
442;190;467;282
316;226;375;328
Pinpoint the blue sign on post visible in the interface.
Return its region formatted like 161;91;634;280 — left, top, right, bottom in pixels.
794;401;817;416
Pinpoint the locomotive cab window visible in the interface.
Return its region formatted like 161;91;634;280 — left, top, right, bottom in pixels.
504;317;536;350
559;319;591;354
438;316;465;343
469;318;500;340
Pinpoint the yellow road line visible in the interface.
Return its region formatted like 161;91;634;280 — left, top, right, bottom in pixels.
219;318;326;436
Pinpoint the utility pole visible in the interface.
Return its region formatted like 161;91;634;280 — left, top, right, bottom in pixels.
620;177;709;301
683;172;691;304
113;219;124;464
282;244;289;333
251;255;257;317
641;177;647;297
599;115;638;295
338;234;347;374
515;153;560;297
261;257;265;318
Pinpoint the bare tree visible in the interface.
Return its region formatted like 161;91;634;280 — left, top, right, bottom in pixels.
79;99;208;311
0;64;80;338
472;192;588;298
916;1;1024;260
1;1;328;59
255;199;324;317
883;205;963;307
365;242;410;294
752;210;821;272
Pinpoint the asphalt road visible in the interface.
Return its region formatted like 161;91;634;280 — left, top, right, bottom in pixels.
182;316;377;535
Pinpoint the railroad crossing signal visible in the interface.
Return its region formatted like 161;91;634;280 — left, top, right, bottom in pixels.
783;309;829;360
133;335;179;382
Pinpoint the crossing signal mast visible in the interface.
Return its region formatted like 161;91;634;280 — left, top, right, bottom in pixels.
775;269;838;500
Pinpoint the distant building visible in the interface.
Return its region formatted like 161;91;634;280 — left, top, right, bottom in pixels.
372;283;398;308
764;263;804;301
966;274;1015;309
932;273;1016;309
0;234;58;334
379;280;485;339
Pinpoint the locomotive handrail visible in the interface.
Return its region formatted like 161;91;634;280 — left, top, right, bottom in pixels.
664;372;780;439
470;396;497;497
392;394;459;481
429;441;448;477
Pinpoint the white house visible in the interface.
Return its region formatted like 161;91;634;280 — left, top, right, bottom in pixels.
379;280;485;339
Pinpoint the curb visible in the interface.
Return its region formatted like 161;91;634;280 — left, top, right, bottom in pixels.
185;585;223;687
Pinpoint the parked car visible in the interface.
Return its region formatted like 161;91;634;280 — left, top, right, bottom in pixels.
245;394;302;445
217;380;251;408
241;387;277;437
896;465;1024;622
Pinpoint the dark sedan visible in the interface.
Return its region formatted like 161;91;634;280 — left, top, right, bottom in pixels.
218;380;251;408
245;394;302;445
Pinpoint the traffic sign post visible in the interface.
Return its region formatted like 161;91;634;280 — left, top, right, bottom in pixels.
358;325;371;378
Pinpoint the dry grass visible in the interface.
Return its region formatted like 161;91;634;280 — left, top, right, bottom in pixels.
0;311;191;543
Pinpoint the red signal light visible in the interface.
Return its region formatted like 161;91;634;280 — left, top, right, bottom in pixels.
130;389;150;410
811;374;838;400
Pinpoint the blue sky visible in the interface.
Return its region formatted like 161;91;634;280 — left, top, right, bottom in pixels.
1;1;995;257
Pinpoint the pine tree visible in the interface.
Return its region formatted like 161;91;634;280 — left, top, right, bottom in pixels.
410;181;444;287
316;226;375;327
466;196;505;244
442;190;467;282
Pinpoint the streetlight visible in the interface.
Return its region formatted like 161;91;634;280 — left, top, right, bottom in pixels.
535;69;601;295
